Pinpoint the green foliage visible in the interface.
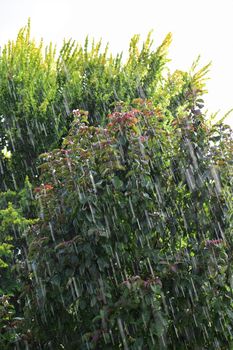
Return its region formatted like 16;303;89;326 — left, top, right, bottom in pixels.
0;240;18;349
0;20;60;188
56;30;172;125
0;177;37;348
25;95;233;349
0;21;232;350
0;21;205;189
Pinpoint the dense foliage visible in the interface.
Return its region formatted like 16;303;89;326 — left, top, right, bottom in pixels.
0;22;232;349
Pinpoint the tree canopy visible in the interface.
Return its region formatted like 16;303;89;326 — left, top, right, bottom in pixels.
0;22;232;349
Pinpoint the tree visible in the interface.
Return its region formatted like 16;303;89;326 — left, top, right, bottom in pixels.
24;95;233;348
0;20;60;189
0;22;232;349
0;177;37;348
0;22;172;189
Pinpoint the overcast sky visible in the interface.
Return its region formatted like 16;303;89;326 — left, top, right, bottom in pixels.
0;0;232;125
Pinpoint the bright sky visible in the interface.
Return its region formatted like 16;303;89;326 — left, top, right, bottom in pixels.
0;0;232;126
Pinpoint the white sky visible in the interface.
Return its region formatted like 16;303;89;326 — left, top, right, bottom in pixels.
0;0;232;126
